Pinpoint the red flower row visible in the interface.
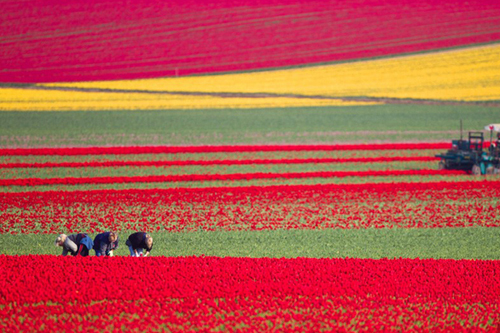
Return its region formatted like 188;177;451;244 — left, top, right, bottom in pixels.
2;181;498;234
1;255;500;331
0;156;437;169
0;143;450;156
0;169;464;187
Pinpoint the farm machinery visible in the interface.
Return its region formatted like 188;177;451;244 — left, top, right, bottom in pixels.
435;123;500;175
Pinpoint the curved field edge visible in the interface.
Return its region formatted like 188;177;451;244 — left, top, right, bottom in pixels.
2;227;500;260
155;41;500;80
42;43;500;103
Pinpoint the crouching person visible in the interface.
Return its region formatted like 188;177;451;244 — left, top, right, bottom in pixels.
126;232;153;257
93;231;119;257
55;233;94;256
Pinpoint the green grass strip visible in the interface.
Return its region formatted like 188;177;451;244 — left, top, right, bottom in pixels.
1;104;498;147
1;227;499;259
0;161;436;179
0;150;442;164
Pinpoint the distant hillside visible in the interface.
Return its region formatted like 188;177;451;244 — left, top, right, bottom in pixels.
1;0;500;82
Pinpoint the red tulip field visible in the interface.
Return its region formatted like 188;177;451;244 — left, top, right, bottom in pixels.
2;0;500;331
2;256;500;332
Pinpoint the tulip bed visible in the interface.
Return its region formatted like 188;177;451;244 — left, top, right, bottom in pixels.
2;181;500;235
2;255;500;332
2;142;500;331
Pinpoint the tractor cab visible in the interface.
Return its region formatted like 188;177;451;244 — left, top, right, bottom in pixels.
466;132;484;151
449;132;483;152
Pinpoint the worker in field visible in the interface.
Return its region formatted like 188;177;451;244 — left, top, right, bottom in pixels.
126;232;153;257
55;233;94;256
93;231;119;257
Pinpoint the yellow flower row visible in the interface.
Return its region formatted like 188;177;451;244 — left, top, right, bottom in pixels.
43;43;500;102
0;88;376;111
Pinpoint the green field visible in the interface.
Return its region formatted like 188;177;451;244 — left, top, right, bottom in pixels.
0;161;436;179
0;104;498;147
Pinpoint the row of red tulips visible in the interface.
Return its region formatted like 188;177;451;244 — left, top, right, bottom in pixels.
0;143;450;156
2;255;499;331
2;181;498;234
0;156;437;169
0;169;465;187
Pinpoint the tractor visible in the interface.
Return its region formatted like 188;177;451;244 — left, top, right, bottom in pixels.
435;123;500;175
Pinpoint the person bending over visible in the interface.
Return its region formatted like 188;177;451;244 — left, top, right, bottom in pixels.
55;233;94;256
126;232;153;257
93;231;119;257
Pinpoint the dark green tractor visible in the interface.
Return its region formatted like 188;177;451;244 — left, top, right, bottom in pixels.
435;131;500;175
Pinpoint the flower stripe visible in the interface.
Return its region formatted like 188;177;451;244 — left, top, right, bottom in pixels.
0;170;465;187
0;143;450;156
0;156;438;169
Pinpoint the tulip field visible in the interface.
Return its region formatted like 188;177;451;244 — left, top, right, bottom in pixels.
2;0;500;331
2;142;500;331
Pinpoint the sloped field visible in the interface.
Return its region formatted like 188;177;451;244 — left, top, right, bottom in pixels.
2;0;499;82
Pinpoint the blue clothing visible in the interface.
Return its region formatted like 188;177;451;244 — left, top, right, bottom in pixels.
93;232;119;257
80;235;94;250
63;233;94;256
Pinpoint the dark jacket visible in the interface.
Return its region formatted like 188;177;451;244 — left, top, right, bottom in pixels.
93;232;119;256
126;232;153;252
67;233;93;256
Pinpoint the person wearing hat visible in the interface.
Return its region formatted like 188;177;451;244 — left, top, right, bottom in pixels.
55;233;94;256
93;231;119;257
126;232;153;257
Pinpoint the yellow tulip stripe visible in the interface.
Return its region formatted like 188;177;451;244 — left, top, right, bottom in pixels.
0;88;377;111
43;43;500;102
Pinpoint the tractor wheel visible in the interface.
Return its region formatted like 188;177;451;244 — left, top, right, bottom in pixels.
438;161;446;170
471;164;481;176
486;166;495;175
